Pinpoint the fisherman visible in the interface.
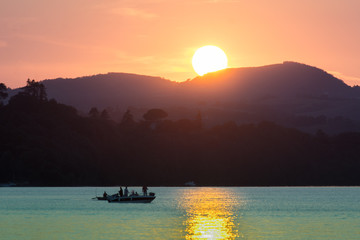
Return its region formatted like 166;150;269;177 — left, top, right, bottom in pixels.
119;187;123;197
124;186;129;197
142;186;148;196
103;191;108;198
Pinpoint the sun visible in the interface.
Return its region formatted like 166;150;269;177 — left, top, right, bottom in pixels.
192;45;228;76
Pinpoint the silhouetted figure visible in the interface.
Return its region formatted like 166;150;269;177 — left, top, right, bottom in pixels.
119;187;123;197
124;186;129;197
142;186;148;196
103;191;108;198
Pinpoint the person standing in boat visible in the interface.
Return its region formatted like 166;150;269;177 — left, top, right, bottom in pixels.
124;186;129;197
119;187;123;197
142;186;148;196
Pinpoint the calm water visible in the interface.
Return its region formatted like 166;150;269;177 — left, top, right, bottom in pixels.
0;187;359;239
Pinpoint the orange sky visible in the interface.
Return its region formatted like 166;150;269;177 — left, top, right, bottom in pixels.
1;0;360;88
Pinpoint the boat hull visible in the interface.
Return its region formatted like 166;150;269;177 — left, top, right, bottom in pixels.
95;196;108;200
108;195;156;203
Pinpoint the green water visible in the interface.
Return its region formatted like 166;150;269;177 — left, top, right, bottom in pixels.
0;187;359;239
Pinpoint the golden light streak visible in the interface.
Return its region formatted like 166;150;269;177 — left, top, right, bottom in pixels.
180;188;240;240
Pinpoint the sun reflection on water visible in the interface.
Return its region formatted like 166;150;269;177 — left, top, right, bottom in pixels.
180;188;241;240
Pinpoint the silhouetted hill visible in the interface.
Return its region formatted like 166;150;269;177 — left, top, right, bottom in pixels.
34;62;358;111
9;62;360;133
42;73;179;111
181;62;360;132
186;61;352;100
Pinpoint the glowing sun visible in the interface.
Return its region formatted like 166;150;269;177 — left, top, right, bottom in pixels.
192;45;228;76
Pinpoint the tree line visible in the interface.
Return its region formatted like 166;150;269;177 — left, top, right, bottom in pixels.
0;81;360;186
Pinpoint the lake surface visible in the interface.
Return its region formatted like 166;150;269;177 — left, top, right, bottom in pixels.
0;187;359;239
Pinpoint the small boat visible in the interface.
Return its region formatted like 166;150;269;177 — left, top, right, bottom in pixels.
107;192;156;203
92;193;117;201
0;182;17;187
185;181;196;186
93;196;108;200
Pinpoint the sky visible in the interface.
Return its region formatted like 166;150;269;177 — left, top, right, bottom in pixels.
1;0;360;88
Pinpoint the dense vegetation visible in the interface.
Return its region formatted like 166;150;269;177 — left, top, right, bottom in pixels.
1;81;360;186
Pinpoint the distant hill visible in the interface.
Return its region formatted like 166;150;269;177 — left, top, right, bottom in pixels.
186;61;352;100
42;73;179;111
37;62;357;107
36;62;357;110
9;61;360;133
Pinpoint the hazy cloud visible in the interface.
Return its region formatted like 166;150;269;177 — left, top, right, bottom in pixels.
204;0;241;3
15;33;109;53
91;2;158;19
111;7;158;19
16;34;70;48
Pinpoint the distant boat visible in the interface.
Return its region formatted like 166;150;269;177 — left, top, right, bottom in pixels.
0;182;17;187
185;181;196;186
92;192;117;201
107;192;156;203
92;196;109;200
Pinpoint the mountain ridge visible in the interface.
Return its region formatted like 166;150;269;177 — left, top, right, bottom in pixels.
186;61;351;100
8;61;360;133
38;61;357;109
